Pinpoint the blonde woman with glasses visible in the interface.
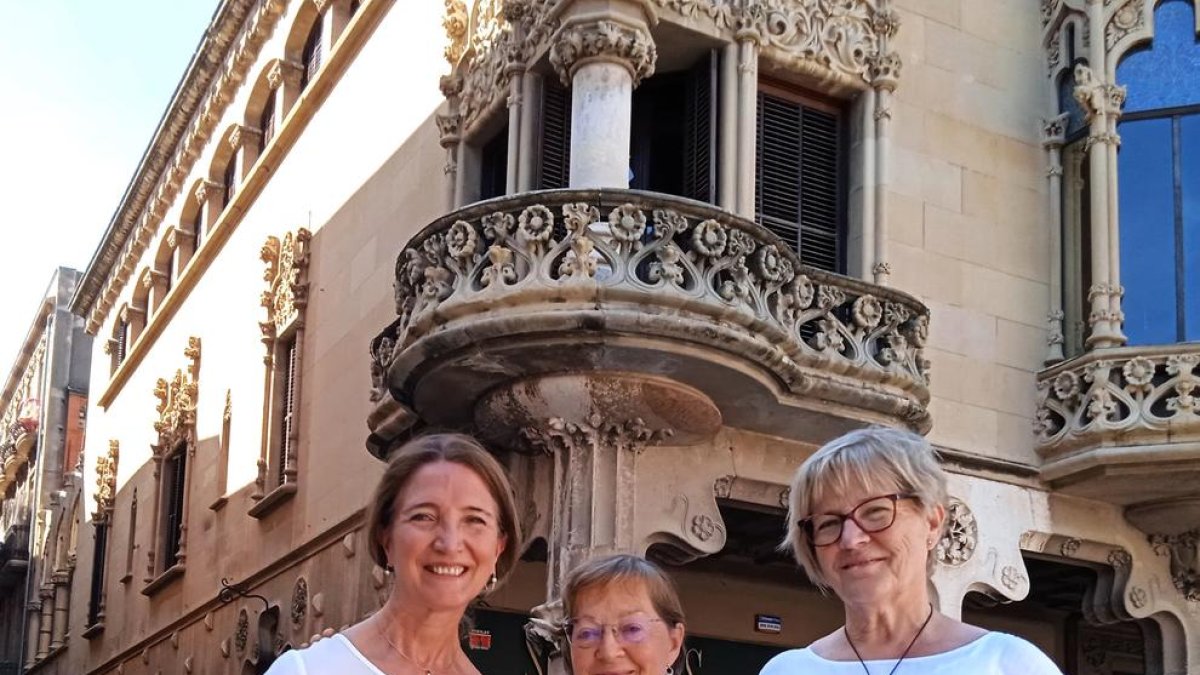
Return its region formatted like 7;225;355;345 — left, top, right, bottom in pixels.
761;427;1060;675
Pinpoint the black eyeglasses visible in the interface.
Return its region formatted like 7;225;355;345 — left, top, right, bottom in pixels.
798;493;916;547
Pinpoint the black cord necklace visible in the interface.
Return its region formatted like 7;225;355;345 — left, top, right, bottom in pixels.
844;603;935;675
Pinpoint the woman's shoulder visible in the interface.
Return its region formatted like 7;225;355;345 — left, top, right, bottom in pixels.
759;648;828;674
265;634;381;675
972;631;1061;671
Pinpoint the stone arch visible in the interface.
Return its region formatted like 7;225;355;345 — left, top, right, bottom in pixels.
282;0;324;66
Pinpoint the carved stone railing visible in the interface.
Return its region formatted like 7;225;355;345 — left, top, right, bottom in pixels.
1035;343;1200;533
1035;344;1200;455
369;189;929;451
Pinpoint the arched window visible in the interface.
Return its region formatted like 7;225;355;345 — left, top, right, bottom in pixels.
1116;0;1200;344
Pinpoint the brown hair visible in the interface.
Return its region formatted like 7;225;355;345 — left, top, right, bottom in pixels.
366;433;521;585
563;553;685;627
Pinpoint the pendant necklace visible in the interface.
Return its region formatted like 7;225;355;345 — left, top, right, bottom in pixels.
844;603;935;675
377;623;451;675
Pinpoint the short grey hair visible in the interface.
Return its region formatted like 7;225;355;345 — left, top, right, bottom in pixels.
782;427;948;589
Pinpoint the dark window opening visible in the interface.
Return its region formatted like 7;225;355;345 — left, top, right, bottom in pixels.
630;53;717;203
259;91;276;153
115;320;129;367
87;522;108;626
192;206;204;254
223;156;238;206
161;444;187;570
479;124;509;201
301;20;323;90
755;87;845;273
278;336;299;486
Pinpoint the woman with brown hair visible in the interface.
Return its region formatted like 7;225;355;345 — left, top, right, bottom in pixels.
268;433;521;675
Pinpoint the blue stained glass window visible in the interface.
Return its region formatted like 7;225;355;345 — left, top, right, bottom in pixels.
1184;114;1200;339
1117;0;1200;114
1114;0;1200;345
1118;118;1178;345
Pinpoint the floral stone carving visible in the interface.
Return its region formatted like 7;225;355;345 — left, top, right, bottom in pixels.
260;229;312;340
936;499;977;566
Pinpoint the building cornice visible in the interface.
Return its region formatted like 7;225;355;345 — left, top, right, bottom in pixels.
69;0;259;328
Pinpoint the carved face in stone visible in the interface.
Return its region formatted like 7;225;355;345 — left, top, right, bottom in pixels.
810;482;943;610
567;579;684;675
379;461;507;612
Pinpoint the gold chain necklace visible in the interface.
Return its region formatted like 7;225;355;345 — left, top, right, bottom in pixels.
376;622;458;675
844;603;935;675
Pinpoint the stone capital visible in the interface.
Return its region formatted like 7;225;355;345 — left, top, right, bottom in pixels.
868;51;902;92
228;124;262;150
436;113;463;147
549;19;657;87
266;59;303;91
1041;113;1070;148
194;179;223;205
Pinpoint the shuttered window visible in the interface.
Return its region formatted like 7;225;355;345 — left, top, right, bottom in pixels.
278;337;299;486
260;92;276;153
301;21;323;91
755;89;844;273
629;53;717;203
87;522;108;626
115;320;128;366
163;250;175;299
538;80;572;190
162;444;187;569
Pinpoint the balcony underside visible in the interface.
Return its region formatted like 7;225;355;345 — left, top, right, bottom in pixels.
1036;343;1200;533
369;189;931;456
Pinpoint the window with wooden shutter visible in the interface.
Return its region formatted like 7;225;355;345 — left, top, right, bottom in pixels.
538;79;572;190
260;92;276;153
278;336;298;486
115;319;128;367
629;53;718;202
162;443;187;569
301;20;323;90
87;522;108;627
755;87;845;273
163;248;175;298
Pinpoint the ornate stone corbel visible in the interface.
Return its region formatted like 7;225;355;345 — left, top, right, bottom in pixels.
194;179;223;207
228;124;261;151
1150;529;1200;602
549;20;657;87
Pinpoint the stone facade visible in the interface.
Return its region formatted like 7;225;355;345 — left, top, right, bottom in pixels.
15;0;1198;674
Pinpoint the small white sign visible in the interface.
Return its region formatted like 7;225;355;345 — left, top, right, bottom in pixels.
755;614;782;634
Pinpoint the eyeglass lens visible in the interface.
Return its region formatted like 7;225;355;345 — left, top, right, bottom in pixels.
569;619;655;647
809;495;899;546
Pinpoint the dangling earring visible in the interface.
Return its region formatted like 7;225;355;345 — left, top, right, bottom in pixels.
484;572;498;594
666;667;674;675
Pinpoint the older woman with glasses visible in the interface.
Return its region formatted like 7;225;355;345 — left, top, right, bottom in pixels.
761;427;1060;675
563;554;686;675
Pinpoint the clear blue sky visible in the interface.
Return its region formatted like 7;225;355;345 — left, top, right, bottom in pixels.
0;2;219;373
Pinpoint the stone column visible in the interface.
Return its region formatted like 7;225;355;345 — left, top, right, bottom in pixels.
518;71;541;192
1103;82;1127;343
550;18;656;189
503;1;529;194
36;588;53;659
267;59;305;128
1043;114;1069;364
477;374;724;675
1073;62;1125;348
438;76;465;210
734;28;759;218
50;570;70;650
858;88;877;282
24;602;40;670
869;48;901;286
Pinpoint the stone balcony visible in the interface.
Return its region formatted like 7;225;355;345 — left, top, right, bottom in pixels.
367;189;930;456
1035;343;1200;533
